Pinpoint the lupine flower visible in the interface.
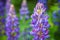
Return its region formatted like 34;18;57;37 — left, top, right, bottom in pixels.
52;11;60;25
6;0;11;13
30;3;50;40
0;1;5;36
53;0;60;38
52;0;60;25
58;0;60;8
0;1;5;16
38;0;47;8
6;4;20;40
20;0;29;20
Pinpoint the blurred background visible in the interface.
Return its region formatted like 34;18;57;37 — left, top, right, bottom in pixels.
0;0;60;40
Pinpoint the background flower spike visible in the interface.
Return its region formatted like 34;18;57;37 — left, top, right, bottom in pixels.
6;0;11;13
20;0;29;20
0;0;5;36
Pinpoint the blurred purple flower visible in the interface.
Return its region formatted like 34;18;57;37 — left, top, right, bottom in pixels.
20;0;29;20
6;4;20;40
0;1;5;36
58;0;60;8
58;9;60;15
52;11;57;19
30;3;50;40
38;0;47;4
6;0;11;13
38;0;47;9
52;10;60;26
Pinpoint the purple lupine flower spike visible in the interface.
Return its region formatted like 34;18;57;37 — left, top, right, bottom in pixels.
6;4;20;40
58;0;60;8
20;0;29;20
30;3;50;40
0;0;5;36
6;0;11;13
38;0;47;9
52;0;60;26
